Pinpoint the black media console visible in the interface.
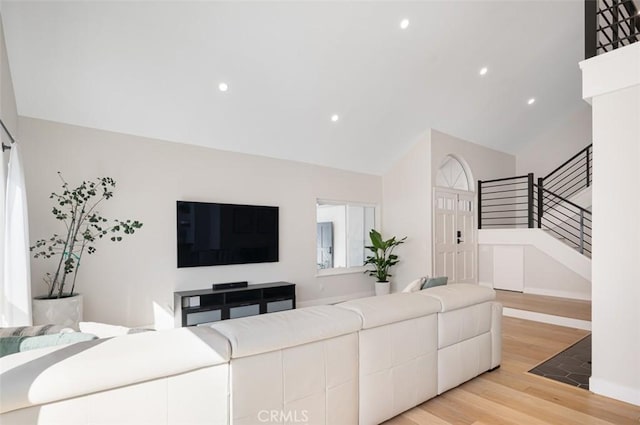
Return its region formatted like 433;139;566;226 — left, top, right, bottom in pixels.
174;281;296;327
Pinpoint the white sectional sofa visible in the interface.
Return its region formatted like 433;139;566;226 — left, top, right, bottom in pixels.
0;283;502;425
414;284;502;395
209;305;362;425
337;284;502;424
337;293;441;425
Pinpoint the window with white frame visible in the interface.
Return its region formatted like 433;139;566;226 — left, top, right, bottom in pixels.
316;200;376;272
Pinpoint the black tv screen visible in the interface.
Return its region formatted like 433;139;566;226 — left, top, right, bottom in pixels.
177;201;279;268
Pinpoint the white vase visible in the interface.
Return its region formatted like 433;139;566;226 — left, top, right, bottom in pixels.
32;294;84;330
374;281;391;296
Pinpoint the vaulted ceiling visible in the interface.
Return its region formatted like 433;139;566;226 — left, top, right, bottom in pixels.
1;1;586;174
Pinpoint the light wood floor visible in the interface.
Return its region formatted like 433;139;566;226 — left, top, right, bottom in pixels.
495;290;591;321
384;317;640;425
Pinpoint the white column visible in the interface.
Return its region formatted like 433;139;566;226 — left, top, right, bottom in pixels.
580;43;640;406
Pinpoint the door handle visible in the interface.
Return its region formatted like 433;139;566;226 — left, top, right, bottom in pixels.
457;238;463;244
456;230;462;244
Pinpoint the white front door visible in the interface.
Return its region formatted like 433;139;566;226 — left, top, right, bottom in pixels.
434;189;477;284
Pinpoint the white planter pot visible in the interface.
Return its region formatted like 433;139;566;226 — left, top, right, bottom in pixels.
32;294;83;330
374;281;391;296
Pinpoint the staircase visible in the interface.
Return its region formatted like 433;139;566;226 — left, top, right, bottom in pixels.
478;144;593;257
585;0;640;59
477;145;593;300
538;144;593;257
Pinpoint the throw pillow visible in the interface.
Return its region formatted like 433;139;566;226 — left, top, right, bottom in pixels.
0;332;97;358
0;324;71;337
79;321;132;338
421;276;448;290
402;276;427;293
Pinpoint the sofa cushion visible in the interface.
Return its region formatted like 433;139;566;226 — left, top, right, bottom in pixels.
357;314;438;424
210;305;361;358
418;283;495;312
437;332;492;394
436;302;493;349
0;333;97;358
0;326;230;414
337;293;440;329
229;333;359;424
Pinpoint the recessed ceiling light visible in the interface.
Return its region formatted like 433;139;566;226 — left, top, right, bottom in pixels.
400;19;410;29
527;98;536;105
479;67;488;76
331;114;339;122
218;82;229;92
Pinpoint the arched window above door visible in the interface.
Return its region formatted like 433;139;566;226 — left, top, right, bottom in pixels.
436;155;473;191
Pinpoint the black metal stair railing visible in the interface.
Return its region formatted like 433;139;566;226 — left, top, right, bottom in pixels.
478;175;592;256
535;185;592;256
477;174;535;229
478;143;594;257
586;0;640;58
540;144;592;203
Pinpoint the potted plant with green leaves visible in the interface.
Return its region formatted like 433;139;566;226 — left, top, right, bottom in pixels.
364;229;407;296
30;173;143;328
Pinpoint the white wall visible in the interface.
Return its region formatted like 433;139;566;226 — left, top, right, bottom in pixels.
581;42;640;406
523;246;590;299
431;129;516;185
382;133;431;291
20;117;382;327
383;129;516;291
515;103;592;177
346;205;371;268
479;240;591;300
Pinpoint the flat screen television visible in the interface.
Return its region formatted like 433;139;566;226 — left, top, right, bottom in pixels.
177;201;279;268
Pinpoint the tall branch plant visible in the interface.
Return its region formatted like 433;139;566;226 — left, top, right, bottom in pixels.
31;173;143;299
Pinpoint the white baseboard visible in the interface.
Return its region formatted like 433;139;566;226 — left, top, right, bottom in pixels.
502;307;591;330
297;290;374;308
590;377;640;407
525;287;591;301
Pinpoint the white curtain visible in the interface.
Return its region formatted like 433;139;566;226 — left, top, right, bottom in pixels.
1;143;32;326
0;145;6;325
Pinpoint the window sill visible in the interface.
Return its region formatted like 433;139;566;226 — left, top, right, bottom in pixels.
316;266;366;278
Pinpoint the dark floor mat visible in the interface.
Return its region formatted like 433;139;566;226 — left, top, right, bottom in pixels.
528;334;592;389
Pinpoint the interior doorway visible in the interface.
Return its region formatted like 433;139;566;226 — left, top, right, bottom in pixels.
316;222;334;269
433;155;477;284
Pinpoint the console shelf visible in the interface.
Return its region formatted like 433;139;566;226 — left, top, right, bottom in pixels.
174;281;296;327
